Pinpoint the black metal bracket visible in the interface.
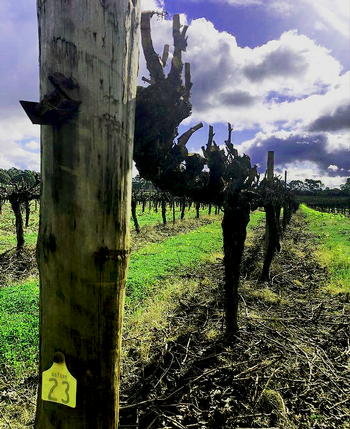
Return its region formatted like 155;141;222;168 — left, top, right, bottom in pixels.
20;73;81;125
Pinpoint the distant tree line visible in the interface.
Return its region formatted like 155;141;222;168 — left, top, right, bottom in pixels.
289;177;350;196
0;168;40;249
290;178;350;215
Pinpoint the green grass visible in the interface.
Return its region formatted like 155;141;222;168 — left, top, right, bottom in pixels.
301;204;350;293
126;220;223;303
131;204;217;230
248;208;265;228
0;209;264;379
0;278;39;377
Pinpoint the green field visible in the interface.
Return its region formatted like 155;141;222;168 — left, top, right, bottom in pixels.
302;204;350;292
1;205;349;379
0;207;268;379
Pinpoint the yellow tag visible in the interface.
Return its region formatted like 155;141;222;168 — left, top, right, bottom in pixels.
42;353;77;408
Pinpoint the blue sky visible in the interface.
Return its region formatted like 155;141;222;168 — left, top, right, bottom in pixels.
0;0;349;186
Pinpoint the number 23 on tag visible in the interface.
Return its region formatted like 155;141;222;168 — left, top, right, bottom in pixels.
42;353;77;408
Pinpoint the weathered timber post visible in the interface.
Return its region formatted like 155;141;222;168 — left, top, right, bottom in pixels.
35;1;140;428
267;151;274;183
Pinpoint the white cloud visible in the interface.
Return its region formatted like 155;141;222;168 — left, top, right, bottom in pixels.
314;20;328;32
141;0;165;12
239;128;349;184
305;0;350;39
170;17;344;131
138;13;349;189
185;0;350;40
0;113;40;171
284;161;344;188
328;164;338;171
0;140;40;172
24;140;40;151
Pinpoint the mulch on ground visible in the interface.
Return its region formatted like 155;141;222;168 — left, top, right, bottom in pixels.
119;211;350;428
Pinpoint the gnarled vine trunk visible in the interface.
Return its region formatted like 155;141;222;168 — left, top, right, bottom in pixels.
262;203;280;281
131;199;141;234
222;196;251;334
9;196;25;249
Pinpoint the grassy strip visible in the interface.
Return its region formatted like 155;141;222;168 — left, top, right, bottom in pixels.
132;204;217;230
126;220;223;303
0;278;39;377
0;211;264;379
301;204;350;293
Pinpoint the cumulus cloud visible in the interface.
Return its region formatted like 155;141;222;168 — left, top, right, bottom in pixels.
328;165;338;172
25;140;40;151
138;13;349;187
0;113;40;171
157;16;343;129
279;161;346;188
243;45;309;82
240;130;350;179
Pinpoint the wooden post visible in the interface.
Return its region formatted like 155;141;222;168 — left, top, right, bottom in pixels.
35;1;140;428
284;170;287;186
267;151;274;184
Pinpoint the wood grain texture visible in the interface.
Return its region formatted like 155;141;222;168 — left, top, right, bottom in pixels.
35;1;140;427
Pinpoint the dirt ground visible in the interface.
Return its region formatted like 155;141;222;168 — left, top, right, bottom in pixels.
119;210;350;428
1;211;349;428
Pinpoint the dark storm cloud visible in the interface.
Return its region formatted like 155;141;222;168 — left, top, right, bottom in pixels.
307;103;350;132
219;90;258;106
189;40;234;112
243;47;309;82
245;132;350;177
